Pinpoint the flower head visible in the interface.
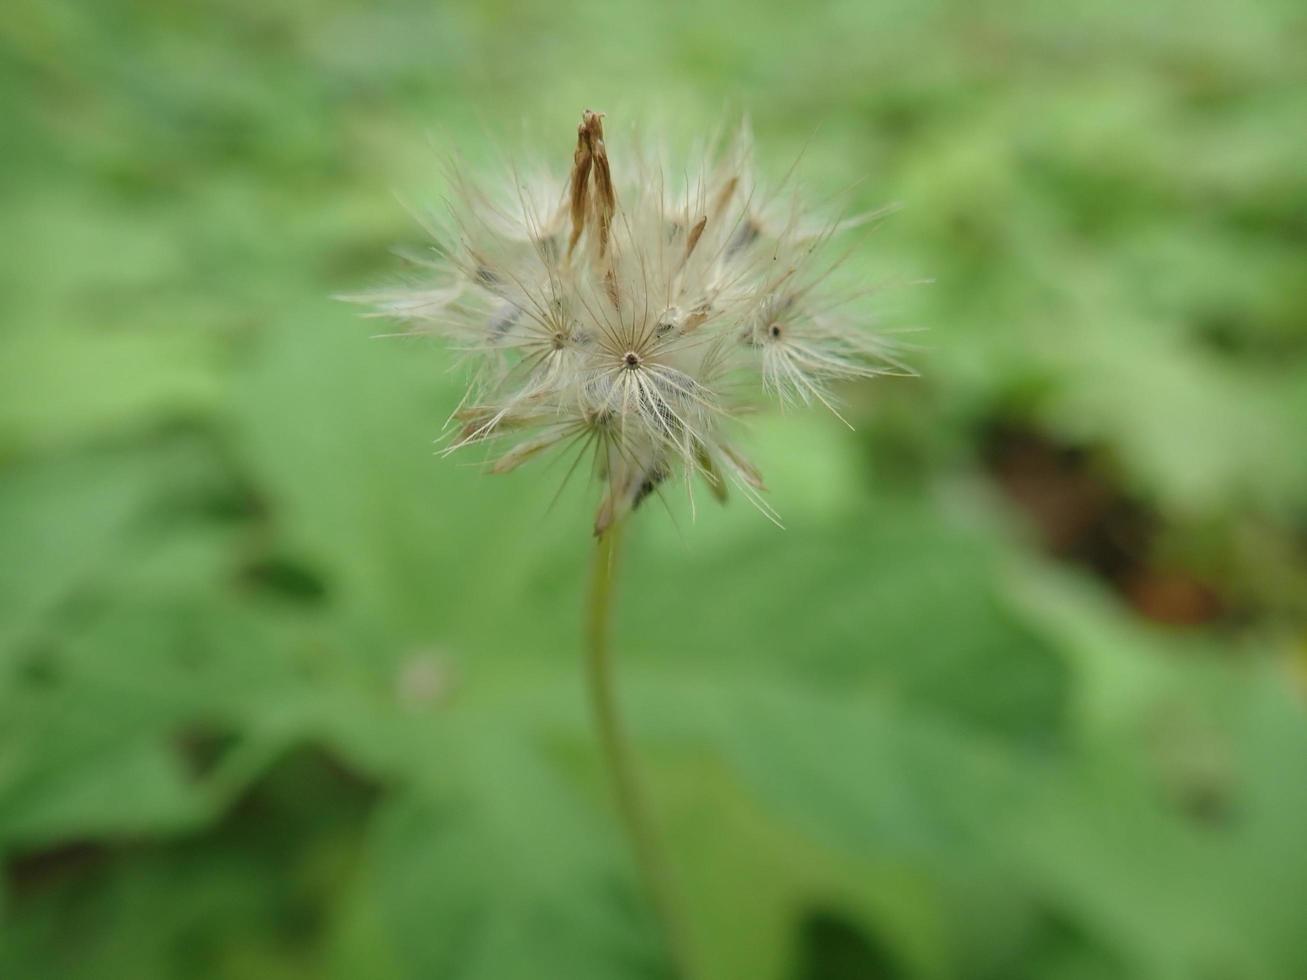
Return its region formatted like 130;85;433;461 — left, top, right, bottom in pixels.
357;110;912;534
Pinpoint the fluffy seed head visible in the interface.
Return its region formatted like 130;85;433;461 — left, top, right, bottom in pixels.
355;110;913;535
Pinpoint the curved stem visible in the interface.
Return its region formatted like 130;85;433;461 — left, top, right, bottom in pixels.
585;522;695;978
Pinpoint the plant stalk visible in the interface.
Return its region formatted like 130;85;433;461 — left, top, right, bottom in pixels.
584;522;694;978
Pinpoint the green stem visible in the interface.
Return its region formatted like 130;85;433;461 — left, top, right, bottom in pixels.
585;522;695;978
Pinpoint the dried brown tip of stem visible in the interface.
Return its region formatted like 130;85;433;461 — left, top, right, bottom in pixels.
603;266;620;307
722;442;767;491
567;114;594;258
567;110;617;261
586;113;616;258
695;444;729;504
683;215;708;263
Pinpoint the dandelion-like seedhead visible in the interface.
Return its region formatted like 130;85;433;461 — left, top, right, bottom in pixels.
357;111;913;534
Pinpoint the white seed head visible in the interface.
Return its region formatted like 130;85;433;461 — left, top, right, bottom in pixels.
355;110;913;535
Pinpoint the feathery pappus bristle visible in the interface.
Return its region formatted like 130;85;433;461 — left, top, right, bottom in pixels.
352;110;914;535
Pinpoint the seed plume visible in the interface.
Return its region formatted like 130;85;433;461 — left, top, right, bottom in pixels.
353;110;913;534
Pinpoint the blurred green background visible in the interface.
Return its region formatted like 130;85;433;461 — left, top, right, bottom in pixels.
3;1;1307;978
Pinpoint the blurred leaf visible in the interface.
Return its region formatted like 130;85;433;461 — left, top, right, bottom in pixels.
337;731;656;980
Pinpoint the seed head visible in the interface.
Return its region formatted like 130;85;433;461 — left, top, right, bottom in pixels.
355;110;913;535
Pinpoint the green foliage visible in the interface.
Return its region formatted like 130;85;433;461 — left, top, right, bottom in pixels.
3;0;1306;977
